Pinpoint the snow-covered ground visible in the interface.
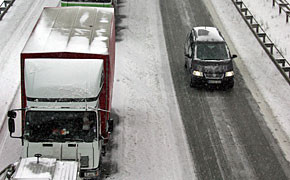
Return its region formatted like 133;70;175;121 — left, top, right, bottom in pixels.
242;0;290;60
0;0;290;179
106;0;196;178
0;0;60;169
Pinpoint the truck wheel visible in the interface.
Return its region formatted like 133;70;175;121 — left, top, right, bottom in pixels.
102;145;107;156
108;119;113;133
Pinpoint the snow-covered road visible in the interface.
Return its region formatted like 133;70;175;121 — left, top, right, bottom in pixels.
206;0;290;162
0;0;290;179
107;0;196;178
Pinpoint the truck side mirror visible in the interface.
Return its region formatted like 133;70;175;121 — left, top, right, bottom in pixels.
8;110;16;118
8;118;15;134
232;54;237;59
7;109;22;139
99;135;105;141
185;53;191;58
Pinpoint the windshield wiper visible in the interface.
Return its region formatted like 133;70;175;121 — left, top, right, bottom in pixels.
41;138;55;142
64;138;84;142
27;138;54;142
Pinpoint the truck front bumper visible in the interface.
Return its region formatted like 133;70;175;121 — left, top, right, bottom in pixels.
80;167;101;180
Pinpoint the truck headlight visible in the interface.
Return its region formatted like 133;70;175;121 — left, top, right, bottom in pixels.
80;156;89;168
192;70;203;77
84;171;98;177
225;71;234;77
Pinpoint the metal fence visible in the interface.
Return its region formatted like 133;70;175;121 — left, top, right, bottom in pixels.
272;0;290;23
232;0;290;85
0;0;16;21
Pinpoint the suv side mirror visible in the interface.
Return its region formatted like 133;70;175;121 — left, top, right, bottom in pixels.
8;118;15;134
185;46;193;58
232;54;237;59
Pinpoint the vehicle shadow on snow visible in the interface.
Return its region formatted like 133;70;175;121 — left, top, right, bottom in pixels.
101;109;120;179
115;0;128;42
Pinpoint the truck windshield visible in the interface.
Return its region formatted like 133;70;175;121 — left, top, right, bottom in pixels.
24;111;97;142
196;42;229;60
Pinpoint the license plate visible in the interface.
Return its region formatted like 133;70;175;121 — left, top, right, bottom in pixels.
208;80;221;84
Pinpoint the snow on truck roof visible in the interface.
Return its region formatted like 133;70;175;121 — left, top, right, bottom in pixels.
193;26;225;42
22;7;114;55
25;58;103;100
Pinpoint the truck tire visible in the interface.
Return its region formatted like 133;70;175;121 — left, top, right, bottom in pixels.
108;119;114;133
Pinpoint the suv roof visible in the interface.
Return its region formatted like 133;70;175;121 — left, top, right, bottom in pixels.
192;26;225;42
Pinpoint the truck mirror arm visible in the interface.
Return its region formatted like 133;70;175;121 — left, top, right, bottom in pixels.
7;108;27;118
7;109;25;139
9;122;23;139
9;133;23;139
97;108;110;113
99;135;109;141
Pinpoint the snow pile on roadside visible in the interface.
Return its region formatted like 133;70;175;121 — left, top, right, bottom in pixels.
0;0;59;170
0;0;59;132
242;0;290;61
107;0;196;179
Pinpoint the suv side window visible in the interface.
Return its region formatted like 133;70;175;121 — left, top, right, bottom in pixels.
189;32;194;58
185;32;190;55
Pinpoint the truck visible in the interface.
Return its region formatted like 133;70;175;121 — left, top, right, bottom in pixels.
0;156;80;180
7;6;115;180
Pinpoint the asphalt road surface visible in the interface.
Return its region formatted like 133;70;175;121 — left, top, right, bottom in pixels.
159;0;290;179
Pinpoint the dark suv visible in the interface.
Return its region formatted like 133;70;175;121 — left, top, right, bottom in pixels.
184;26;237;89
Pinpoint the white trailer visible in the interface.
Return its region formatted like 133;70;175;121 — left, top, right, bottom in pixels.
0;156;79;180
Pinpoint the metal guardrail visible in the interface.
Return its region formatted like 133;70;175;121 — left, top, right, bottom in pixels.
232;0;290;85
0;0;16;21
272;0;290;23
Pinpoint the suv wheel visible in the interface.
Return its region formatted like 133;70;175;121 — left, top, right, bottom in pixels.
184;58;187;69
227;82;234;89
190;78;195;88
